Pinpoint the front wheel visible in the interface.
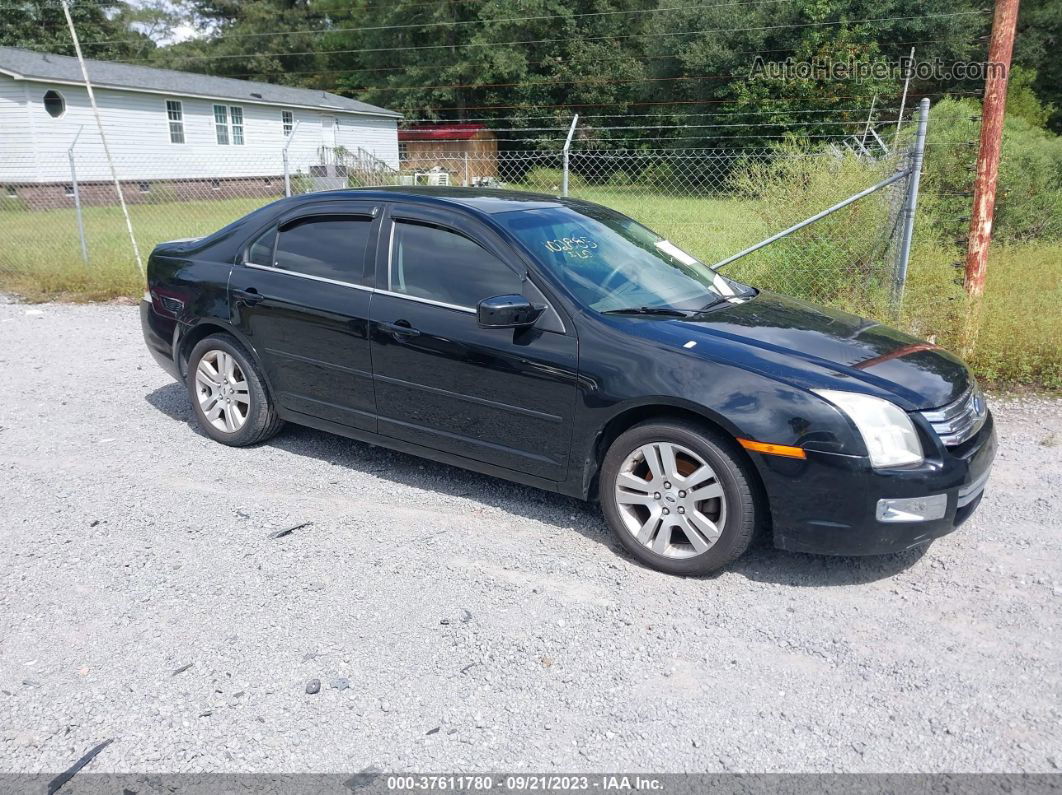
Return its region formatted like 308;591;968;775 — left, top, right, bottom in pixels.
599;420;761;576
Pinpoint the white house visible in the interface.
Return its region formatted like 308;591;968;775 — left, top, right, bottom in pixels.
0;46;401;206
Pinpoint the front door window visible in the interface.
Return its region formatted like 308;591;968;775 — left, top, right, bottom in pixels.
389;220;522;308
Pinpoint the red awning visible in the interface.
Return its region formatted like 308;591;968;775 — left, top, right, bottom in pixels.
398;124;487;142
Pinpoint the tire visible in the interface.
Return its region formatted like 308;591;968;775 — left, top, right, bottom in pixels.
599;419;760;576
186;333;284;447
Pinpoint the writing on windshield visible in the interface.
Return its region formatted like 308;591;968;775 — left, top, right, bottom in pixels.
497;204;741;313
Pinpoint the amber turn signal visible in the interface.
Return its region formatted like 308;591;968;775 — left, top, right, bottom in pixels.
737;438;807;459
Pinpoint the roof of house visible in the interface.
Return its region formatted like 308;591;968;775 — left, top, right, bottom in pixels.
398;123;488;141
0;46;401;118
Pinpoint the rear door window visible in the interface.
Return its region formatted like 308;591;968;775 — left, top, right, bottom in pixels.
272;215;373;282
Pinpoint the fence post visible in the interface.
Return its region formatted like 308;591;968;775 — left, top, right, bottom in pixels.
464;152;470;187
67;126;89;265
561;114;579;197
892;97;930;310
283;121;300;197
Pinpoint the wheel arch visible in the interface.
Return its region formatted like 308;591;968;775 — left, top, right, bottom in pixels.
177;319;267;386
584;399;768;509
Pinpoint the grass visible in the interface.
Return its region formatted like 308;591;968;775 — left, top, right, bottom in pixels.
0;197;268;301
0;191;1058;391
962;243;1062;390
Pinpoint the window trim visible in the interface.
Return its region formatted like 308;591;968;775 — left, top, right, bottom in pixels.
282;109;293;137
165;99;184;144
245;261;375;293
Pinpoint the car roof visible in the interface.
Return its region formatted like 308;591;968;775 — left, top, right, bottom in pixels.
289;186;583;216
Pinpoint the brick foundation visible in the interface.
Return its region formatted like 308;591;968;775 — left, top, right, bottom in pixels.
8;176;286;211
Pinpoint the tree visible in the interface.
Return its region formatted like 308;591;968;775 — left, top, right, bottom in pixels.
1013;0;1062;132
320;0;649;140
149;0;333;88
0;0;158;60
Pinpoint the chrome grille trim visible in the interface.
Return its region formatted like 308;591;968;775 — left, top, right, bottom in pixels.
920;386;988;447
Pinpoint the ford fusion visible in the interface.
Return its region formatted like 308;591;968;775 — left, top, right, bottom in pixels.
141;188;995;575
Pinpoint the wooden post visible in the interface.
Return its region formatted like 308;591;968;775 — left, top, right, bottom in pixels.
964;0;1020;298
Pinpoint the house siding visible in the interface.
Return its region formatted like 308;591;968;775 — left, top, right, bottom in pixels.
0;75;36;184
0;78;399;184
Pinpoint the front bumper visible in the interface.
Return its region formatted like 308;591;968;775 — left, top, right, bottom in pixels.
759;412;996;556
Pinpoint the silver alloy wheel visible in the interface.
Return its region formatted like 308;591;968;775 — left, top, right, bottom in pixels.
613;441;727;559
194;349;250;433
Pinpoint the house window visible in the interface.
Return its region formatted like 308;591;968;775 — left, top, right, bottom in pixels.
213;104;229;145
230;106;244;145
43;90;65;118
398;141;408;161
282;110;293;137
214;105;244;145
166;100;184;144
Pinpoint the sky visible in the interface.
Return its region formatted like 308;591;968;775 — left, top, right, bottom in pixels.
126;0;205;45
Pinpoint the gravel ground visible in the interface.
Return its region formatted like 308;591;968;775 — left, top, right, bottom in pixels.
0;299;1060;775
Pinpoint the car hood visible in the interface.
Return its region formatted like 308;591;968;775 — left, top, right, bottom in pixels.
664;291;970;410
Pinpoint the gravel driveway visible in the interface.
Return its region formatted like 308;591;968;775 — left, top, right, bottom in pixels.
0;299;1060;775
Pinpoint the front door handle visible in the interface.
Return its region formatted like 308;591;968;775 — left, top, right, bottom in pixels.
379;319;420;338
234;287;264;306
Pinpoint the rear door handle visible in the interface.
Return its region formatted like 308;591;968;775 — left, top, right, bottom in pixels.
379;320;420;337
234;287;264;306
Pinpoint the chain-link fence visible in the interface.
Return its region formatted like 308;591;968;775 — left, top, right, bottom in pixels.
389;142;916;305
0;114;924;307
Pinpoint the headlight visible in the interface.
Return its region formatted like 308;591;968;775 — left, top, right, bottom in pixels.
813;389;923;468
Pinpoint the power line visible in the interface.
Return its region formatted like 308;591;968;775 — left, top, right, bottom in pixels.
345;66;992;95
401;107;905;124
403;90;981;114
503;119;908;132
99;11;987;64
403;132;898;143
190;35;980;81
70;0;798;48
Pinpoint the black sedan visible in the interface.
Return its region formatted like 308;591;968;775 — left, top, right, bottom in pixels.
141;187;995;575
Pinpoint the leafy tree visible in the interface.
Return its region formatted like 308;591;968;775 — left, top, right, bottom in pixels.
1014;0;1062;132
641;0;986;148
1006;65;1055;129
0;0;158;60
319;0;649;140
150;0;334;88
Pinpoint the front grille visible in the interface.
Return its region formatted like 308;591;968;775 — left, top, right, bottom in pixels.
919;386;988;447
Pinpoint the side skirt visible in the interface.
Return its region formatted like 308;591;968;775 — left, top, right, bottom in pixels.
276;408;587;500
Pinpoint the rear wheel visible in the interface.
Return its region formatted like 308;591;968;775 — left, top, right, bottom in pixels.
599;420;760;575
186;334;283;446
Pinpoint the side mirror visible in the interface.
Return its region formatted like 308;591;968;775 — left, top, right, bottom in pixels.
477;294;544;329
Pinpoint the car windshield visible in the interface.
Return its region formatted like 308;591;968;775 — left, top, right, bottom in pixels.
494;203;748;313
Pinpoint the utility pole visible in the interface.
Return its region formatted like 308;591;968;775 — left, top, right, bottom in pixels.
964;0;1020;298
